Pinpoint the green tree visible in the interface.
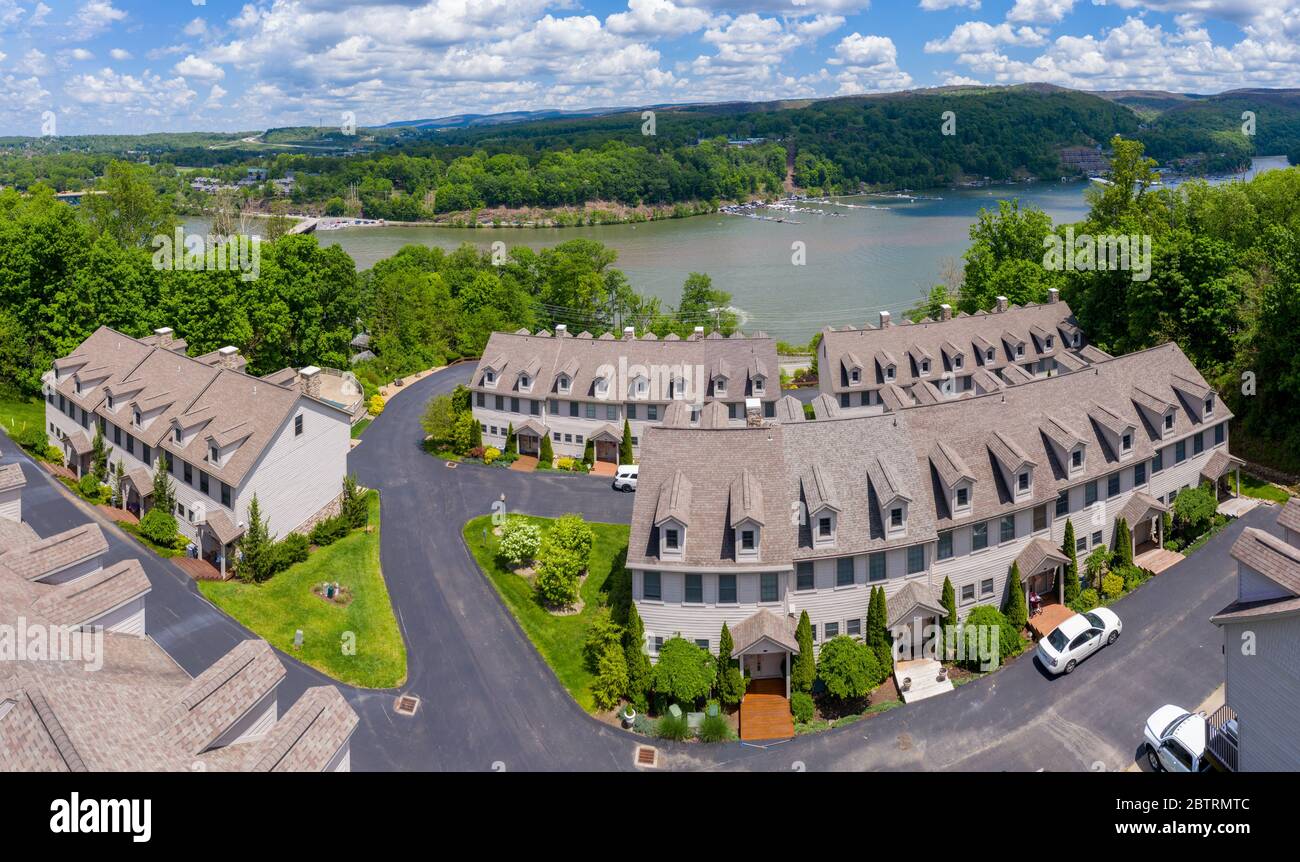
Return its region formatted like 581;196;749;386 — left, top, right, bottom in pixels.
866;586;892;673
341;474;367;528
1085;546;1110;592
582;609;624;673
419;394;457;445
651;637;715;708
591;645;629;711
83;160;175;248
504;422;517;455
1062;519;1080;606
1112;517;1133;566
618;417;633;464
622;603;653;711
940;576;958;659
716;622;746;707
235;495;274;583
90;426;108;483
791;610;816;693
1172;483;1217;538
150;454;176;516
1004;563;1028;630
816;636;879;702
539;431;554;466
582;437;594;467
961;199;1062;312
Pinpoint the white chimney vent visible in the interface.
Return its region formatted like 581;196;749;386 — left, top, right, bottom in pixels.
879;310;892;328
1047;288;1059;304
995;296;1008;313
555;324;567;336
939;303;952;321
623;326;635;339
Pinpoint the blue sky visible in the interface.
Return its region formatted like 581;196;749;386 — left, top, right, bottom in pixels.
1;1;1297;134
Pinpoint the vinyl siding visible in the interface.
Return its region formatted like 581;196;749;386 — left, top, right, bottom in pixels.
1223;615;1300;772
0;487;20;522
87;596;147;636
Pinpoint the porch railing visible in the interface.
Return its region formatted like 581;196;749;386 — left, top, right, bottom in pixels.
1205;704;1239;772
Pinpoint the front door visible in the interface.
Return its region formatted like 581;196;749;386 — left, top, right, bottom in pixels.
596;440;618;463
745;653;784;679
518;434;539;456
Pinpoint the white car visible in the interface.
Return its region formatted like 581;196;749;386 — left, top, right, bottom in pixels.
612;464;638;492
1035;608;1122;675
1143;705;1225;772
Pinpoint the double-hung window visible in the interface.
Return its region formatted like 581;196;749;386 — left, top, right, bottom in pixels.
718;574;737;604
972;521;988;551
643;572;661;601
1055;490;1069;518
759;573;778;603
835;557;854;587
684;574;703;604
868;552;886;581
1000;515;1016;544
796;561;814;591
907;545;925;574
937;530;953;561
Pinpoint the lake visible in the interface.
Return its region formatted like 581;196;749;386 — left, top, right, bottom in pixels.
189;155;1289;343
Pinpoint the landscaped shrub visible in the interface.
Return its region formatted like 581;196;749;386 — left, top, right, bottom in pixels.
651;638;715;709
499;518;541;567
367;394;385;416
546;513;594;561
341;475;368;529
1173;483;1217;539
272;533;311;572
791;691;815;724
534;546;584;608
655;710;690;741
816;635;879;701
1101;572;1125;599
309;514;350;546
1085;546;1109;591
715;623;746;707
591;644;629;711
452;411;479;455
13;424;47;454
76;473;103;502
698;712;734;743
1072;588;1100;613
1004;563;1028;629
539;432;554;466
582;610;624;672
957;605;1021;671
482;446;501;464
138;507;183;549
623;604;652;713
791;610;815;693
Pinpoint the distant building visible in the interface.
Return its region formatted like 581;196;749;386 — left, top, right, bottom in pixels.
1058;145;1110;176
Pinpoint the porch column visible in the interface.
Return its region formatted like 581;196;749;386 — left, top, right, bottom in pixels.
785;653;791;700
1058;565;1064;604
220;542;226;578
1234;467;1241;498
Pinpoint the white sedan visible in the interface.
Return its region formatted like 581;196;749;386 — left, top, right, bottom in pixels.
1035;608;1122;675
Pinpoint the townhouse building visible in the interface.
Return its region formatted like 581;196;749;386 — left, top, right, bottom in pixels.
469;324;780;465
0;468;359;772
1208;498;1300;771
628;339;1239;701
817;290;1107;412
42;326;351;575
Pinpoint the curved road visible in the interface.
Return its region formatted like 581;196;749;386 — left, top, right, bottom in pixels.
4;363;1281;771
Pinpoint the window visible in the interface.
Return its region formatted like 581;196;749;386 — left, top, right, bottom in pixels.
183;461;192;485
627;404;637;420
518;374;531;390
1071;449;1083;470
1175;440;1187;463
869;553;886;581
476;392;485;407
694;639;709;651
954;355;964;369
1121;432;1132;452
981;578;994;596
174;427;182;443
643;572;661;601
1045;335;1054;349
890;507;903;529
824;622;839;639
113;425;121;446
200;471;209;495
714;378;726;395
1055;490;1069;518
1134;462;1147;486
1000;515;1016;543
221;482;231;508
1214;422;1225;445
558;376;571;393
1033;504;1047;533
1164;413;1174;432
972;521;988;551
719;574;737;604
817;516;833;540
956;486;969;508
126;434;135;455
1204;396;1214;416
605;404;617;421
563;434;572;443
1193;432;1204;455
937;530;953;560
132;409;141;427
836;557;854;587
1016;344;1025;358
740;529;756;552
920;359;930;375
484;370;496;385
684;574;703;604
796;562;814;591
850;369;860;384
653;636;663;654
294;414;303;436
1107;473;1120;498
568;401;579;417
647;405;658;421
1152;448;1164;474
511;397;521;413
1076;537;1087;553
1085;481;1098;506
753;378;765;394
840;393;850;408
1091;530;1102;547
810;623;818;642
664;528;680;550
885;366;896;381
961;583;976;602
167;456;176;476
760;573;778;603
907;545;925;574
141;445;151;466
495;395;504;411
986;348;995;362
846;618;861;637
209;445;219;464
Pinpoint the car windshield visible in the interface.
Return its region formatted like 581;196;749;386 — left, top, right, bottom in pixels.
1047;628;1068;651
1084;612;1105;629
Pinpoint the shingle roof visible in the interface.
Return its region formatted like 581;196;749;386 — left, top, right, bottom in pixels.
1015;537;1070;579
31;559;151;628
0;523;107;582
930;441;975;488
1279;497;1300;536
819;302;1089;395
0;462;26;493
886;581;947;627
654;470;693;527
243;685;358;772
1116;491;1167;530
157;639;286;756
1213;528;1300;624
729;468;764;526
729;609;799;656
1201;448;1245;482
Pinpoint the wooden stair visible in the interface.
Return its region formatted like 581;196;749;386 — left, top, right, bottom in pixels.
739;678;794;741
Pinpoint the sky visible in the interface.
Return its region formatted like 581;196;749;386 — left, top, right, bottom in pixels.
0;0;1297;135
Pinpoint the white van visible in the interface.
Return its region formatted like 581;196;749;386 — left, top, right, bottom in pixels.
613;464;638;492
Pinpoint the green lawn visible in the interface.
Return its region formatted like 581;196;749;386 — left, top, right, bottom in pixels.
1231;472;1293;504
463;514;630;712
0;391;45;442
199;492;407;688
350;418;372;438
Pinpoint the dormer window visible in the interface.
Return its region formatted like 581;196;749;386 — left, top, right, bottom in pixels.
920;359;931;376
740;529;756;551
955;487;968;508
1017;471;1030;492
664;528;680;550
1121;432;1133;453
633;377;648;398
890;507;903;529
1073;333;1081;347
1204;395;1214;417
1071;448;1084;471
953;355;964;370
1015;344;1025;359
986;348;995;363
132;409;141;428
484;369;496;386
557;375;571;393
518;373;532;391
1045;335;1054;349
209;445;219;464
595;377;609;398
714;378;727;395
1163;413;1175;433
174;428;182;443
753;377;765;394
75;380;82;394
817;516;833;540
884;365;896;381
106;395;114;410
850;369;860;385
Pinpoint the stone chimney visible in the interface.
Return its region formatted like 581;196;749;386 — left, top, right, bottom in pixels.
299;365;321;399
153;327;174;348
555;323;567;337
217;346;240;371
745;397;763;427
879;310;892;328
1047;287;1059;304
939;303;952;321
623;326;636;340
995;296;1008;313
691;325;705;340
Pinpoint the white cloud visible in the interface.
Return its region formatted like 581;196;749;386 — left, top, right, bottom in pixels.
919;0;981;9
925;21;1048;53
606;0;713;38
64;67;196;116
69;0;126;40
829;32;913;93
184;17;208;37
174;54;226;81
109;48;132;60
65;48;94;61
1006;0;1076;25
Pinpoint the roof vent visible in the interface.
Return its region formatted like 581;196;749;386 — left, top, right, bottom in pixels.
555;323;567;336
1047;287;1059;304
153;327;174;348
995;296;1008;313
879;310;892;328
939;303;952;321
623;326;635;339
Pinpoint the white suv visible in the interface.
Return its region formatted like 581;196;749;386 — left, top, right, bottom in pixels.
1143;705;1224;772
612;464;638;492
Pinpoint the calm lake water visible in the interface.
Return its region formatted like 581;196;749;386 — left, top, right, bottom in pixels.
189;156;1289;343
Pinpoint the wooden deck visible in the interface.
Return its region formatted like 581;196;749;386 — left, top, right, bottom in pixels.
174;556;226;581
739;678;794;741
1134;547;1184;575
1028;602;1074;641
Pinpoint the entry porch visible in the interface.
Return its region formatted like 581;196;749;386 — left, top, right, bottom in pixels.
730;608;799;741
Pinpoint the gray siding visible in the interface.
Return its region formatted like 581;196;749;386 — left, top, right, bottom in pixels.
1223;615;1300;771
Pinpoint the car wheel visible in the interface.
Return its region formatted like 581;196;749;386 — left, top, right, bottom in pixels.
1147;745;1163;772
1064;659;1077;674
1107;630;1119;645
